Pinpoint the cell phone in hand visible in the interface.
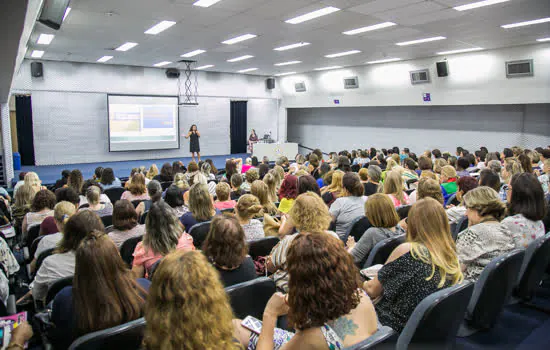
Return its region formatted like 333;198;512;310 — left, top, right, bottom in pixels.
241;315;263;334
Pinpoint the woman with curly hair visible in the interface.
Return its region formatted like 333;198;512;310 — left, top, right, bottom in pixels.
22;189;56;236
234;232;377;349
270;192;338;292
144;250;240;350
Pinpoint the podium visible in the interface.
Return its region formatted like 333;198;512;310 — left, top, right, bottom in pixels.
253;142;299;160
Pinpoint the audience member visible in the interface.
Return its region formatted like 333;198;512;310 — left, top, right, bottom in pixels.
100;168;121;190
153;163;173;183
297;174;321;196
164;185;189;217
537;159;550;194
500;159;523;200
33;201;76;263
180;184;218;232
201;162;215;181
330;172;365;240
22;189;56;237
108;199;145;248
417;178;444;205
203;216;257;287
11;184;36;234
258;163;270;180
446;176;479;223
80;185;112;218
278;174;299;213
363;165;382;196
478;169;501;193
79;179;111;207
53;170;70;190
250;180;277;216
440;165;458;204
214;182;237;211
384;171;410;207
456;187;514;282
321;170;344;207
235;194;265;240
230;173;245;201
145;164;158;180
121;173;150;202
135;180;162;218
456;158;470;177
67;169;84;194
12;172;27;196
0;236;19;304
241;168;259;192
263;172;279;203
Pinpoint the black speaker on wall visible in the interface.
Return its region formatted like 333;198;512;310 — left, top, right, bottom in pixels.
266;78;275;90
31;62;44;78
165;68;180;79
436;61;449;77
38;0;71;30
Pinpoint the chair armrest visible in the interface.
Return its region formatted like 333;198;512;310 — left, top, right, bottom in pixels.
23;246;29;261
6;295;16;315
345;326;396;349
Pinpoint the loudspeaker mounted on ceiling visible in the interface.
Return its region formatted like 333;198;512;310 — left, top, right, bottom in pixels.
266;78;275;90
436;61;449;77
38;0;70;30
295;81;306;92
165;68;180;79
31;62;44;78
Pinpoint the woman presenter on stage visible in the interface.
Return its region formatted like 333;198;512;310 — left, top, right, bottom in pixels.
185;124;201;162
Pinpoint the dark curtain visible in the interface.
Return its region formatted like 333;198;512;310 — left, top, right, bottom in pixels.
15;95;35;166
230;101;248;154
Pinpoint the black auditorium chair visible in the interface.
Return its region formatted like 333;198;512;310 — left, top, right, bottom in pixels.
104;225;115;234
221;208;235;215
363;235;406;268
189;221;211;250
225;277;276;320
345;216;371;242
457;249;525;337
248;237;279;260
101;215;113;228
104;187;125;204
120;236;144;267
139;211;148;225
29;235;45;260
46;276;73;305
26;225;41;247
513;233;550;307
454;216;469;239
396;205;412;220
148;259;162;281
396;282;474;350
68;317;146;350
35;248;55;274
131;200;145;208
160;182;172;191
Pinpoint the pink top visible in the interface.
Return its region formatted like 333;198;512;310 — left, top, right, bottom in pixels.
241;164;254;173
121;191;151;202
388;193;410;207
132;233;195;271
214;200;237;211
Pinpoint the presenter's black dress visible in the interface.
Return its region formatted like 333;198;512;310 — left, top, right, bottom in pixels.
190;132;200;152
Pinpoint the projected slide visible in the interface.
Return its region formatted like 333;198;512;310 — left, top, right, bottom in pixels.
108;95;179;152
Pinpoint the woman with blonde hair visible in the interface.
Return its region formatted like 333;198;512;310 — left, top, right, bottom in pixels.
251;180;278;216
273;166;285;188
417;178;445;205
81;186;113;217
67;170;84;194
214;182;236;211
499;159;523;200
173;173;190;191
146;164;158;180
180;184;218;233
121;173;150;202
11;184;37;234
347;193;405;266
364;198;464;332
24;172;42;192
383;171;410;207
263;172;279;203
456;186;515;282
235;194;264;241
321;169;344;207
381;158;399;182
433;158;448;175
143;250;240;350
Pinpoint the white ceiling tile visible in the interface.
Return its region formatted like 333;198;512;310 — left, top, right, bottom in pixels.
373;1;447;22
348;0;425;15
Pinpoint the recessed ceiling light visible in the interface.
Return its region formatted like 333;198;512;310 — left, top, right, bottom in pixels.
115;42;138;51
437;47;484;55
396;36;446;46
238;68;258;73
181;49;206;58
145;21;176;35
314;66;342;71
63;7;71;21
274;61;302;66
275;72;297;76
222;34;257;45
195;64;214;70
274;42;310;51
154;61;172;67
454;0;510;11
227;55;254;62
325;50;361;58
343;22;396;35
31;50;44;58
37;34;55;45
193;0;222;7
501;17;550;29
367;58;401;64
537;37;550;42
97;56;113;63
285;6;340;24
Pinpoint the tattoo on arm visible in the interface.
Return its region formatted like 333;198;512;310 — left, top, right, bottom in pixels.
330;316;358;340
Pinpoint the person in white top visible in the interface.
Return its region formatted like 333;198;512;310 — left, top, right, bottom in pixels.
235;194;264;241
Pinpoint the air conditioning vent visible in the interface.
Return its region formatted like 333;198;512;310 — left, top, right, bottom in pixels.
295;81;306;92
506;59;533;78
410;69;430;85
344;76;359;89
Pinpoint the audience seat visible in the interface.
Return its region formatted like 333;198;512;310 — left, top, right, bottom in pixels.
101;215;113;228
364;235;406;268
396;282;474;350
104;187;125;204
454;216;468;239
346;216;371;242
148;259;162;280
406;179;418;190
344;326;396;350
68;317;146;350
396;205;412;220
29;235;45;260
120;236;144;268
78;203;90;209
248;237;279;260
514;233;550;305
188;221;211;250
221;208;235;214
458;249;525;337
26;225;41;247
445;193;457;207
105;225;115;234
160;182;172;191
139;211;148;225
225;277;276;320
131;200;145;208
46;276;73;305
35;248;55;274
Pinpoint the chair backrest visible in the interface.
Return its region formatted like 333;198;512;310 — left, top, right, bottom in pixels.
105;225;115;234
189;221;211;249
465;249;525;330
131;200;145;208
68;317;146;350
35;248;55;273
139;211;148;225
396;282;474;350
346;216;371;242
364;235;406;268
221;208;235;214
406;178;418;189
46;276;73;305
396;205;412;220
445;193;457;207
225;277;276;320
515;232;550;301
148;259;162;281
78;203;90;209
101;215;113;227
29;235;45;259
27;224;41;246
454;216;468;238
248;237;280;260
160;181;173;191
104;187;125;204
119;236;144;267
344;326;396;350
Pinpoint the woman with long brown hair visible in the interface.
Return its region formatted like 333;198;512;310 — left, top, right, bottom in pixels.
383;170;410;207
234;232;377;349
51;230;149;349
180;184;218;233
251;180;278;216
363;198;463;332
122;173;150;202
143;250;240;350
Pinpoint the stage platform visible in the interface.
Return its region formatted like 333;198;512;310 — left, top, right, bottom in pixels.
16;153;248;185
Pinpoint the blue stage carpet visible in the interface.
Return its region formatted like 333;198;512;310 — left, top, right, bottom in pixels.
17;153;248;185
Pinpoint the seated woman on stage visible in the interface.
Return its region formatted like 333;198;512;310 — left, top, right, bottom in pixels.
248;129;259;153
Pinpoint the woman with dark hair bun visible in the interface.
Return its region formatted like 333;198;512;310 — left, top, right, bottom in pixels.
234;232;377;349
